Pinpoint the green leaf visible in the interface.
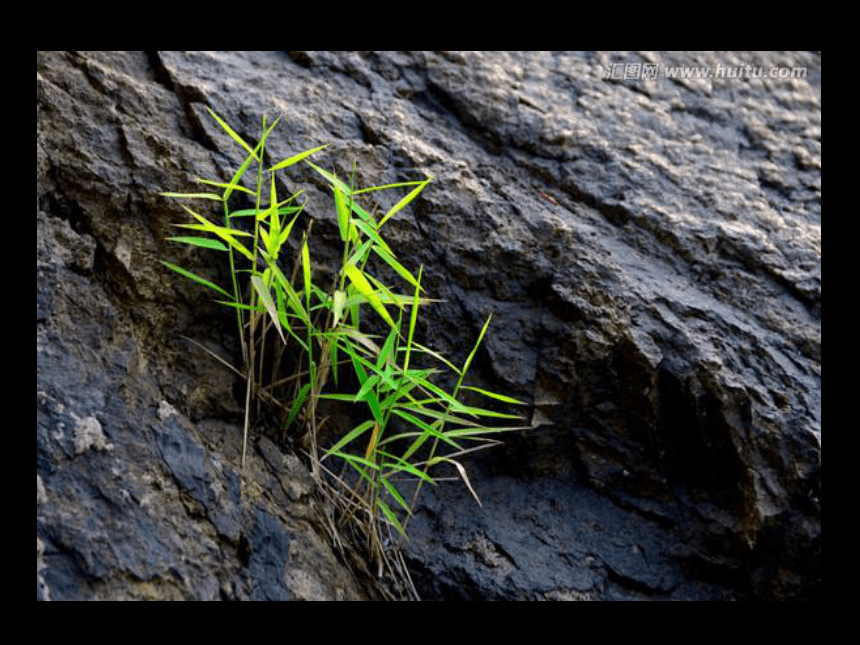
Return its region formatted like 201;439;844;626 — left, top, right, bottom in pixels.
391;408;463;452
334;184;350;243
269;144;329;172
161;191;223;201
278;210;302;248
224;146;260;202
378;476;410;514
328;336;340;386
269;263;310;327
344;263;396;330
180;205;255;262
403;266;423;375
459;385;525;406
197;178;255;197
377;326;399;370
379;451;435;484
376;498;406;536
456;314;493;395
167;236;228;251
346;238;374;269
372;244;420;290
352;218;391;254
251;274;286;343
332;290;346;329
206;107;258;161
161;261;233;299
377;176;433;228
301;239;312;310
285;382;311;431
305;161;352;195
352;179;429;196
353;374;380;404
323;420;377;459
343;347;383;424
267;176;280;259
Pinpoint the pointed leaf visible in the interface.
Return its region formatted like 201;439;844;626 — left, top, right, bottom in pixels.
305;161;352;195
352;179;429;196
161;261;233;299
301;240;312;309
436;457;481;507
377;326;399;370
377;176;433;228
334;184;350;242
278;210;302;248
206;107;258;161
376;498;406;536
269;144;329;172
372;244;420;289
285;382;311;431
181;205;255;262
332;289;346;329
323;420;377;459
167;236;228;251
459;385;525;405
378;476;410;514
344;263;396;330
251;274;286;343
353;374;380;405
162;191;223;201
197;178;255;197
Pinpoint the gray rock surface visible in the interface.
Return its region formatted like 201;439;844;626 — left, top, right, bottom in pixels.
37;51;820;600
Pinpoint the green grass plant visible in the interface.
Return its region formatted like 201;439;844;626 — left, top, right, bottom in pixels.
161;109;524;589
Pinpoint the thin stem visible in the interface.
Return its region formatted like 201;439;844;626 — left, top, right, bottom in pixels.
241;115;269;470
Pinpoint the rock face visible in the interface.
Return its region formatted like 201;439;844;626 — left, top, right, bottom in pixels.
37;52;820;600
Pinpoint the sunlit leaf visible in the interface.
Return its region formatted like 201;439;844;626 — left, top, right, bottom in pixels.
167;236;228;251
251;274;285;343
206;107;258;161
269;144;329;172
344;263;396;330
377;176;433;228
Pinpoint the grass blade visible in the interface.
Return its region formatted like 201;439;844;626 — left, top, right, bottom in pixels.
432;457;481;506
376;498;406;536
161;191;223;201
285;382;311;431
197;178;256;197
180;205;255;262
251;274;286;343
167;236;228;251
455;314;493;396
352;179;429;196
305;161;352;195
206;107;258;161
334;184;350;242
344;263;396;330
459;385;525;406
372;244;420;290
379;476;410;514
301;239;312;311
161;261;233;299
269;144;329;172
323;420;377;459
377;176;433;229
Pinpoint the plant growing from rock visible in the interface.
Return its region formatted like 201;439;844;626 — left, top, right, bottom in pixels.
161;108;523;587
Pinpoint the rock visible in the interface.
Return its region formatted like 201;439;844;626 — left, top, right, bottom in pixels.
37;51;820;600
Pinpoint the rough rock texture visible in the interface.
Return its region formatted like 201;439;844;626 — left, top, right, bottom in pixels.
37;51;820;600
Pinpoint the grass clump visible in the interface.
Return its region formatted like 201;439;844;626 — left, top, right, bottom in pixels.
161;109;524;593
